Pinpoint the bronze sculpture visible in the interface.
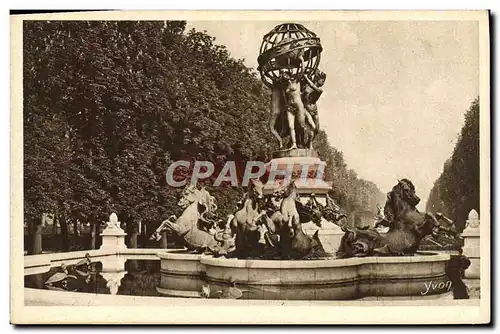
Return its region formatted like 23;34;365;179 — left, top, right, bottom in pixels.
336;179;442;258
301;69;326;148
229;179;266;258
251;180;326;259
258;23;324;150
157;25;456;261
155;177;454;259
151;184;233;255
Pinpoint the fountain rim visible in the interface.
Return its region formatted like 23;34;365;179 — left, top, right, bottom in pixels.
157;251;451;269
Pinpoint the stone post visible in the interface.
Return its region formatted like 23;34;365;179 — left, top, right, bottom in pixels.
100;213;127;251
462;209;480;279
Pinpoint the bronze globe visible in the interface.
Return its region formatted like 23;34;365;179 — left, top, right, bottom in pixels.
257;23;323;88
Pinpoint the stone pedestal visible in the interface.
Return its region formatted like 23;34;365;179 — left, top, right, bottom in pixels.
302;220;344;254
100;213;128;251
462;209;480;279
263;149;331;196
100;229;127;251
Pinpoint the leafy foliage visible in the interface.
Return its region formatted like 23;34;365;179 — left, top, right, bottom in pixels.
426;98;479;229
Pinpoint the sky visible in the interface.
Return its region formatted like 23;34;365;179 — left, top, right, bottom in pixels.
186;20;479;210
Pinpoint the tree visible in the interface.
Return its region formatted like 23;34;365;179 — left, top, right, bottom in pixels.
23;22;77;253
426;98;479;229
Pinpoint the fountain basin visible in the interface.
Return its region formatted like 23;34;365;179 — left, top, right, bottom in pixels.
157;251;451;300
157;250;205;298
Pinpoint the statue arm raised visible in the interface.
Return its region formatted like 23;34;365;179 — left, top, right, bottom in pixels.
295;55;306;82
304;74;323;93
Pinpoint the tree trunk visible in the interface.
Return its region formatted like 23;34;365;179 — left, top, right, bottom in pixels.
161;231;168;249
73;220;80;250
348;214;355;228
60;215;69;252
130;222;139;248
32;215;43;255
136;221;142;248
26;219;34;254
52;215;58;235
129;259;139;272
73;220;79;236
90;221;97;250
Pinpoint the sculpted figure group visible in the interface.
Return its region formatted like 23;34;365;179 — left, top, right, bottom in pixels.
269;55;327;150
151;179;345;260
151;178;460;260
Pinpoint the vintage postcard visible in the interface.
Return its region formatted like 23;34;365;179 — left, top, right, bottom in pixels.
10;10;490;324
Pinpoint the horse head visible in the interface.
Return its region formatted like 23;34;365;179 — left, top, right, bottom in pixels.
305;194;323;228
321;194;346;227
195;188;218;226
248;179;264;202
393;179;420;208
178;184;199;208
272;179;297;199
384;179;420;220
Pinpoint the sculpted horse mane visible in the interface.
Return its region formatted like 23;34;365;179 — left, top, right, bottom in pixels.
150;184;221;253
195;187;219;231
337;179;440;258
384;178;420;223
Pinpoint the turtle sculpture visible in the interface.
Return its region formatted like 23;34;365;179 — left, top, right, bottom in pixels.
44;264;78;291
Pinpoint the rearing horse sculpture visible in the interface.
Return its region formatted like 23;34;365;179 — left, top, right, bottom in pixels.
229;179;265;259
274;179;301;238
375;179;439;255
336;179;440;258
260;180;325;259
321;194;347;227
151;184;219;253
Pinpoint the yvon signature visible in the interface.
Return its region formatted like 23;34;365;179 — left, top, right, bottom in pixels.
421;280;453;296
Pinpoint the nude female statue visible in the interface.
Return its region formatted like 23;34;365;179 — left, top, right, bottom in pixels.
301;69;326;149
268;55;316;150
269;81;286;149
